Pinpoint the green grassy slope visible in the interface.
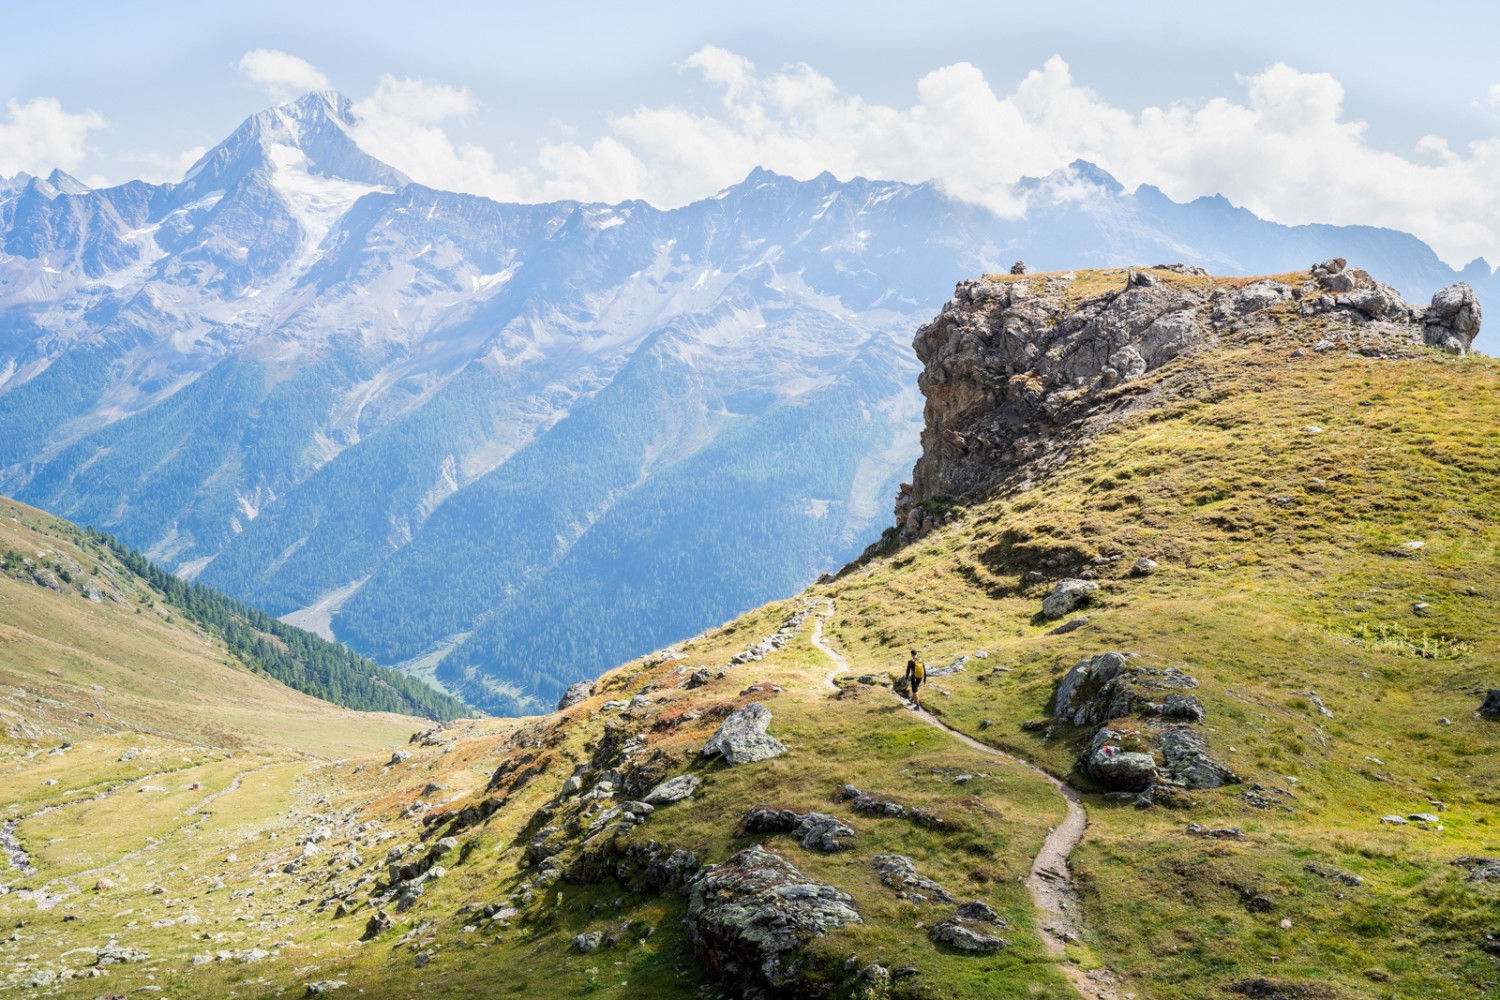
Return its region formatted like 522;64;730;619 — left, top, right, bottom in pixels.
825;321;1500;998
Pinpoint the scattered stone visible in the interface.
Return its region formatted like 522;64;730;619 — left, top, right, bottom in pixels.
1303;862;1363;887
700;702;787;765
929;916;1009;953
643;774;699;805
95;942;149;965
1129;557;1158;577
1453;856;1500;882
558;679;596;711
94;877;117;891
387;751;412;766
305;981;347;996
1186;823;1246;841
1303;691;1334;718
1042;579;1098;619
742;809;855;852
928;655;967;678
1009;260;1027;275
686;845;860;996
1379;815;1408;825
1047;616;1090;635
413;950;433;968
1480;689;1500;718
871;854;953;903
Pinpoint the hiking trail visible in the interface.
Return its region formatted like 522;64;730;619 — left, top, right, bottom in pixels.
810;601;1127;1000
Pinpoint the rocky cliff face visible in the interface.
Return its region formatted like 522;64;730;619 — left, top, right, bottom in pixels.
895;260;1482;541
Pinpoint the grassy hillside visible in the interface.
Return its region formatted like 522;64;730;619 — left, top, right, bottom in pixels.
0;270;1494;999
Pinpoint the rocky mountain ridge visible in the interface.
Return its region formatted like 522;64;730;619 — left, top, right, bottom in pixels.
894;260;1481;544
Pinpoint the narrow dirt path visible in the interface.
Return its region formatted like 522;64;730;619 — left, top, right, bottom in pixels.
810;605;1126;1000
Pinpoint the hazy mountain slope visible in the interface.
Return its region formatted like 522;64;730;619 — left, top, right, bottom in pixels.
1;94;1497;715
0;494;469;726
0;495;448;753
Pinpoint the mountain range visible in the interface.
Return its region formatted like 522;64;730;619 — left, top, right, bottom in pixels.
1;91;1494;714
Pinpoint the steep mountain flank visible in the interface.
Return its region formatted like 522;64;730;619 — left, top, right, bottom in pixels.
0;495;467;735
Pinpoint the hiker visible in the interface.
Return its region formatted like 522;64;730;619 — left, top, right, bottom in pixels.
904;649;925;709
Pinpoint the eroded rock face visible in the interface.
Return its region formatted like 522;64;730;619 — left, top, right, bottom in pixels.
898;264;1481;538
686;845;860;997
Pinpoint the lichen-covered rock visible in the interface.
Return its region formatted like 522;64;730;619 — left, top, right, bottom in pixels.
1042;579;1098;619
557;679;595;711
686;844;860;997
701;702;786;765
743;808;855;852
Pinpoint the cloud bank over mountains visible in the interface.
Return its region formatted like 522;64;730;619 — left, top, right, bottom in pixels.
4;46;1499;269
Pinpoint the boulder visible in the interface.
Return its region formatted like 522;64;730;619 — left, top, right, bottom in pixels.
643;773;700;805
1082;729;1158;791
1042;579;1098;619
742;809;855;852
700;702;787;765
1130;557;1158;576
686;845;860;995
1480;689;1500;718
1424;283;1481;355
558;679;596;711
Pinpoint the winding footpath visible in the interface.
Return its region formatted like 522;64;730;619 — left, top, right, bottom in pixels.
809;603;1125;1000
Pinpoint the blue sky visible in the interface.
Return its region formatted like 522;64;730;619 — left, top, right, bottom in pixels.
5;1;1500;265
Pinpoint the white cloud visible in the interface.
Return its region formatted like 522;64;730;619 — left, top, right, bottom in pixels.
0;97;106;178
340;49;1500;267
238;49;332;99
1490;83;1500;106
127;145;208;184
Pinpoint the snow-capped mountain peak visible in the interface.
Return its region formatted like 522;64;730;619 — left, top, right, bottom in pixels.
179;91;408;197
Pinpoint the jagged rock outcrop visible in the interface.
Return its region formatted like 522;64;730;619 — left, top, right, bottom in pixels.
686;845;860;998
896;262;1482;539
